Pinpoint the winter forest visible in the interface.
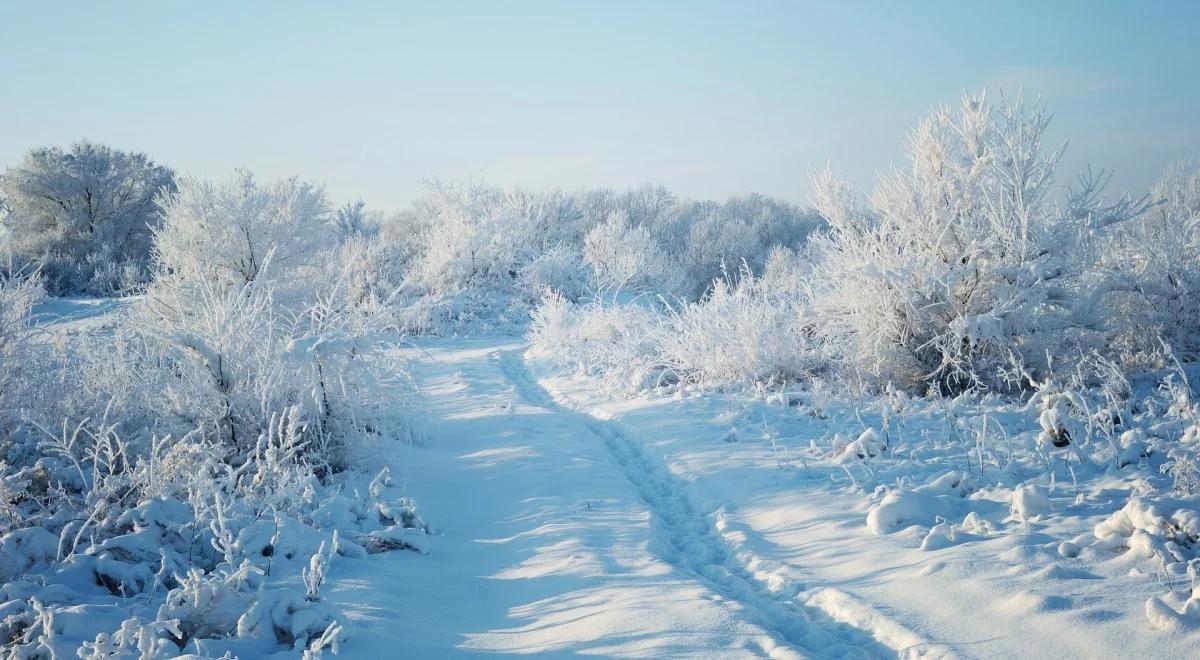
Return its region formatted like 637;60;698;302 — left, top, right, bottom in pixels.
2;3;1200;659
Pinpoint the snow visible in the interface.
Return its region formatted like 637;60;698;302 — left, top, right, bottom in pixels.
7;294;1200;658
311;337;1198;657
513;346;1200;658
330;339;859;658
5;89;1199;659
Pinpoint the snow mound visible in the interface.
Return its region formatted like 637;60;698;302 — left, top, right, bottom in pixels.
1010;484;1051;522
1094;497;1200;561
866;471;973;535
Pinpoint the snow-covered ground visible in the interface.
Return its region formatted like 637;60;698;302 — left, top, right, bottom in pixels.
8;302;1199;658
319;339;1199;658
525;355;1200;659
353;339;888;658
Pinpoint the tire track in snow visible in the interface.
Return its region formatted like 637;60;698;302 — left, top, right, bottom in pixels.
498;349;900;659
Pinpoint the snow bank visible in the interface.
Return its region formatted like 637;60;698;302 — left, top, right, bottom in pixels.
866;472;974;536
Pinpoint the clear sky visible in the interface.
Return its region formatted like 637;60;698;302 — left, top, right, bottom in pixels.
2;1;1197;210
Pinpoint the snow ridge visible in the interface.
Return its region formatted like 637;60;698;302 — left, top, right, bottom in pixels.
500;349;907;659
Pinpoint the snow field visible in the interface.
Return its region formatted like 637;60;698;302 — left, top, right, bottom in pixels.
528;349;1200;658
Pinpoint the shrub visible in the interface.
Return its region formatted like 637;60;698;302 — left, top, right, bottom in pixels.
807;92;1147;393
0;141;175;295
1104;159;1200;359
529;260;824;392
0;268;44;439
153;170;333;299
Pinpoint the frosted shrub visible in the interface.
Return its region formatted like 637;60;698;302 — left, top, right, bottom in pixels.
119;274;286;454
0;141;175;295
153;171;333;298
1155;372;1200;496
0;269;44;437
85;255;149;296
0;166;420;658
504;187;593;253
519;244;589;302
392;179;816;333
529;260;825;392
666;195;823;299
808;92;1147;393
84;195;412;466
651;266;824;388
529;291;666;391
402;181;530;295
1104;159;1200;359
583;211;684;296
391;182;557;332
332;199;376;241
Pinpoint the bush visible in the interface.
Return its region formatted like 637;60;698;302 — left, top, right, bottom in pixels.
390;180;819;334
529;260;824;393
153;170;333;300
0;141;175;295
583;211;684;296
1104;159;1200;360
0;268;45;439
0;168;422;657
808;92;1147;393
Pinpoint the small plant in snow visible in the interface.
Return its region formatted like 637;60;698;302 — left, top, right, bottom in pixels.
1037;391;1081;449
302;621;344;660
303;532;339;602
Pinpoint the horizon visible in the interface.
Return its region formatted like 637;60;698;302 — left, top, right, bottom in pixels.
3;1;1198;210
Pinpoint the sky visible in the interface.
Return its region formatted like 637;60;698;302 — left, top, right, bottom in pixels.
2;1;1198;211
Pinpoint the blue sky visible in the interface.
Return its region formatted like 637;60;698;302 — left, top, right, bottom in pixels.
2;1;1197;210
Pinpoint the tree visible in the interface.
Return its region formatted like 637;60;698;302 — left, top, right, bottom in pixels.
0;141;175;294
333;199;379;241
583;211;683;295
1104;159;1200;358
153;170;332;293
808;92;1147;393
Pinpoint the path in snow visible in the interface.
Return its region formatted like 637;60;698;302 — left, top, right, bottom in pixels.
498;350;910;659
330;340;906;658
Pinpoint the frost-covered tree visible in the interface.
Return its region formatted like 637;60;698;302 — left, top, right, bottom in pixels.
808;92;1147;392
402;181;528;294
619;184;675;227
388;178;823;333
0;142;175;294
153;171;332;291
583;211;683;295
667;195;823;298
333;199;380;241
1104;159;1200;358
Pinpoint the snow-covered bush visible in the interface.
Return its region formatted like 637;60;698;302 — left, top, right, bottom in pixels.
0;268;44;439
153;170;333;297
332;199;378;241
808;92;1147;393
583;211;684;296
391;179;819;334
0;405;422;656
663;195;823;299
519;244;589;302
77;272;407;472
650;266;824;387
529;260;825;392
401;181;534;296
0;142;176;295
1104;159;1200;360
0;164;423;658
529;291;666;392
